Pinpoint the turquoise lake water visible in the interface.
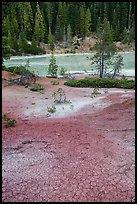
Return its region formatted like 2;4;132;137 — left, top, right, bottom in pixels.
4;52;135;76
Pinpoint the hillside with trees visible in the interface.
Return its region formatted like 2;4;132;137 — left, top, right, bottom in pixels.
2;2;135;57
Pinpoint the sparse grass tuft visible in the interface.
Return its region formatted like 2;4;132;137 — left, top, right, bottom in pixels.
52;88;70;103
47;106;56;113
2;113;16;128
30;84;44;92
51;80;59;85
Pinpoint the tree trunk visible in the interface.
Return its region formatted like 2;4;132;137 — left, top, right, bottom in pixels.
128;2;132;32
100;52;104;78
112;68;117;79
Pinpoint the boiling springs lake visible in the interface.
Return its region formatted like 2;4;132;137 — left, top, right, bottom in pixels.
4;52;135;77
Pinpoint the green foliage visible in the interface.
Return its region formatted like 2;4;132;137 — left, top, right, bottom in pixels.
18;30;28;53
34;3;46;43
55;14;64;41
116;79;135;89
85;8;91;36
59;67;67;76
2;2;135;53
2;36;11;61
79;5;86;37
48;53;58;77
3;113;9;121
112;54;124;79
64;78;135;89
88;18;121;78
3;66;33;76
48;27;55;51
3;113;17;128
52;88;68;103
30;84;44;92
91;87;101;97
47;106;56;113
51;80;59;85
66;24;72;48
23;2;34;40
6;119;16;128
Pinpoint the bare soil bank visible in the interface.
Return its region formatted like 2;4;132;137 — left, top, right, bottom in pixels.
2;71;135;202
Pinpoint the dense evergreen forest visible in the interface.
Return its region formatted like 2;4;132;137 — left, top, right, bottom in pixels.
2;2;135;56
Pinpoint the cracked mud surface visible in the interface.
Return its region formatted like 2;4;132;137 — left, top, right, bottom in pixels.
2;71;135;202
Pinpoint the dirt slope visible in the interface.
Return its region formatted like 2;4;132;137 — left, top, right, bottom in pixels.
2;71;135;202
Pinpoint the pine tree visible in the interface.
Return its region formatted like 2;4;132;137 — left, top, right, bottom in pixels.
62;2;68;30
30;35;37;54
10;15;19;38
18;30;28;53
34;3;46;43
48;27;55;51
48;53;58;77
2;36;11;62
79;5;86;37
66;24;72;48
7;31;12;49
23;2;34;40
103;18;113;44
3;15;11;37
55;2;65;41
128;14;135;44
12;35;19;52
55;14;64;41
46;2;52;28
88;18;116;78
96;17;102;34
67;4;79;36
57;2;64;29
91;3;98;32
85;8;91;36
16;2;25;31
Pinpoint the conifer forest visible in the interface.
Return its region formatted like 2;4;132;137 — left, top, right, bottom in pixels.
2;2;135;56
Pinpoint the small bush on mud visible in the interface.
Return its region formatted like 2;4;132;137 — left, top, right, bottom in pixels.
91;87;101;97
3;113;16;128
116;79;135;89
51;80;59;85
30;84;44;92
3;66;33;76
103;89;109;94
64;78;135;89
52;88;70;103
47;106;56;113
59;67;67;76
3;113;9;121
48;53;58;78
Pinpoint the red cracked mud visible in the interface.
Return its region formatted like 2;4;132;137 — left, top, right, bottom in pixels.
2;71;135;202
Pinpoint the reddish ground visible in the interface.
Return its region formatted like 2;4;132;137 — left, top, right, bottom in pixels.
2;71;135;202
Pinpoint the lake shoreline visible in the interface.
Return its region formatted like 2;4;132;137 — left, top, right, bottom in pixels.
4;52;135;77
7;50;135;60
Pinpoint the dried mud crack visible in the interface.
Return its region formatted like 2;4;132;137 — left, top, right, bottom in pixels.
2;71;135;202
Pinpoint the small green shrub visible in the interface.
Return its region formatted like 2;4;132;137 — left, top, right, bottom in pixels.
3;66;33;76
91;87;101;97
52;88;69;103
5;119;16;127
116;79;135;89
64;78;135;89
47;106;56;113
3;113;16;128
51;80;58;85
59;67;67;76
48;53;58;78
30;84;44;92
3;113;9;121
